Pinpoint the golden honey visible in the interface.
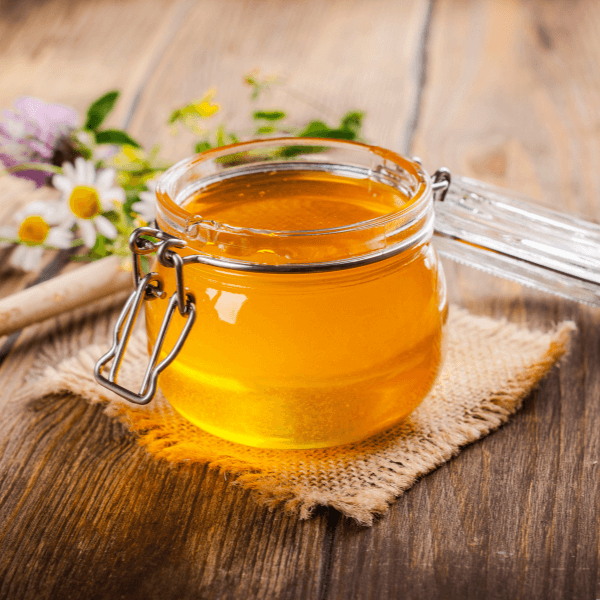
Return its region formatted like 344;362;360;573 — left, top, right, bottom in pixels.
146;142;447;449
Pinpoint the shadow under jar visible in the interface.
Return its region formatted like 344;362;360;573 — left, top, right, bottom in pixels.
141;139;448;449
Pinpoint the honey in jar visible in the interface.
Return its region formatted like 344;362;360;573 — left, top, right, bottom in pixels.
144;139;447;449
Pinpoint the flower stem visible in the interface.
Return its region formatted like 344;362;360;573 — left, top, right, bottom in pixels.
3;163;62;175
0;236;80;251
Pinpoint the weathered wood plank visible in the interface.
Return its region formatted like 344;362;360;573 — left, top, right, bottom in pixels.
0;393;328;599
128;0;430;158
0;0;188;127
325;1;600;599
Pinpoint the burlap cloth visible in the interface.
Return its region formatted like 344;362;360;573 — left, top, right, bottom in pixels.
20;306;574;525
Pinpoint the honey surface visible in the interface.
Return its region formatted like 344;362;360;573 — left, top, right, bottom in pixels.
147;170;446;449
183;169;408;230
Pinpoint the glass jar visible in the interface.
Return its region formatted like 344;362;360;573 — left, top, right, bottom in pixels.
143;139;446;449
95;138;600;449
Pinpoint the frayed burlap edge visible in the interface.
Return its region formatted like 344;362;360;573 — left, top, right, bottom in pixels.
16;306;575;525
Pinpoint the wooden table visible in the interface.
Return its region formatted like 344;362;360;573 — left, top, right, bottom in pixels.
1;1;599;598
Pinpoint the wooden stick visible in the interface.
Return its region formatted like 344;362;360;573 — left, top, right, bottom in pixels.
0;255;132;337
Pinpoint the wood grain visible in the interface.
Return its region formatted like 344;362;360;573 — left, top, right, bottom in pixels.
128;0;430;159
0;0;599;599
324;1;600;599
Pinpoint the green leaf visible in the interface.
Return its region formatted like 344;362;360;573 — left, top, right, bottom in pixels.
317;128;357;141
279;144;328;158
195;141;212;153
298;120;332;137
217;125;227;148
95;129;141;148
89;233;109;258
168;108;183;124
298;119;359;141
85;91;119;131
256;125;276;134
253;110;286;121
340;111;364;134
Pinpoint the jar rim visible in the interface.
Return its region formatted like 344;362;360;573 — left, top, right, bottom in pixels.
156;138;431;234
154;138;434;270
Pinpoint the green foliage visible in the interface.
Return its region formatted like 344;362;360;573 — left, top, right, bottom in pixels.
215;124;226;147
84;91;119;131
253;110;286;121
172;75;366;158
244;71;276;100
275;111;365;159
193;126;241;155
298;111;365;141
340;111;364;135
95;129;141;148
279;144;328;159
195;141;212;153
86;232;111;261
168;90;220;128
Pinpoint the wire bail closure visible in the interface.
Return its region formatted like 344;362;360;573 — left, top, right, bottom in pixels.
94;227;196;405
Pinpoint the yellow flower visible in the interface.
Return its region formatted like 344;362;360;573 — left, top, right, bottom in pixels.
0;200;72;271
68;185;101;220
189;88;220;118
111;144;146;168
168;89;220;133
18;215;50;245
52;157;125;248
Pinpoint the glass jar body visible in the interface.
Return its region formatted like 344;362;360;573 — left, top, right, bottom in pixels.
145;138;447;449
145;240;447;449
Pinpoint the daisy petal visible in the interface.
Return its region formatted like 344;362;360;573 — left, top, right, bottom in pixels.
74;157;87;184
52;173;74;196
99;186;125;209
46;201;74;226
47;227;72;249
23;246;44;272
15;200;49;220
0;225;16;236
85;160;95;186
94;167;115;191
10;245;28;270
62;161;76;181
79;219;97;248
131;200;155;223
11;245;43;272
94;215;117;239
139;190;155;203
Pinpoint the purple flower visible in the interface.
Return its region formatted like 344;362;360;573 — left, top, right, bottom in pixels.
0;97;78;187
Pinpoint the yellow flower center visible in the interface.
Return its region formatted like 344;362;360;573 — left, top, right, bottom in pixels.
18;215;50;245
69;185;101;219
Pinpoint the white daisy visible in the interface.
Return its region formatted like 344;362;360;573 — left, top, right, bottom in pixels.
52;157;125;248
131;179;156;224
0;200;72;272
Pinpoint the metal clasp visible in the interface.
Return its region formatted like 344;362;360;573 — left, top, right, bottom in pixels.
432;168;452;202
94;228;196;405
